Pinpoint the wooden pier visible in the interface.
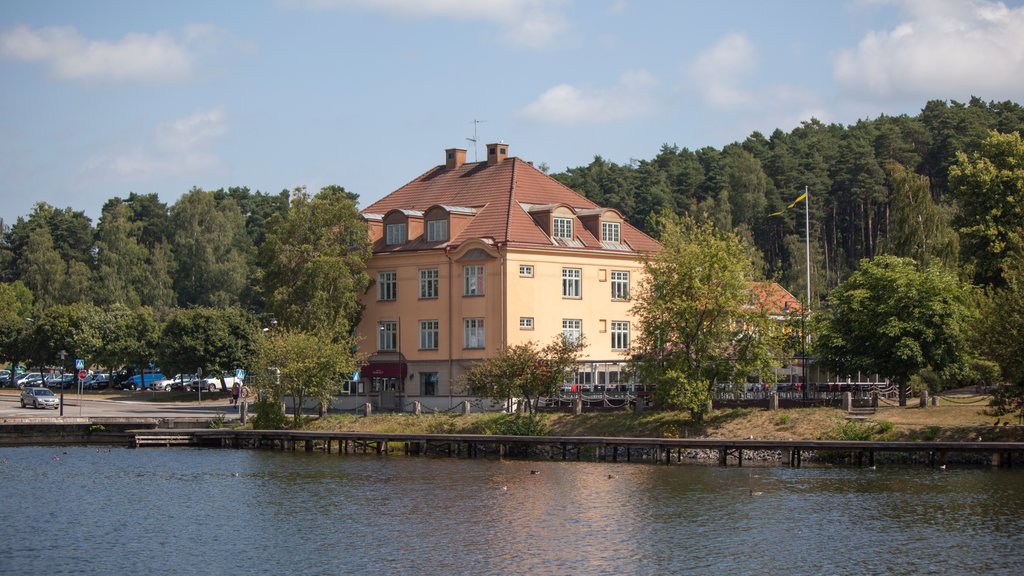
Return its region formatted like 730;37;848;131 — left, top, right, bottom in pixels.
131;429;1024;468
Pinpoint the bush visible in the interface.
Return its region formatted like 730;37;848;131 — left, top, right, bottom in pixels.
251;395;288;430
823;421;882;441
487;414;549;436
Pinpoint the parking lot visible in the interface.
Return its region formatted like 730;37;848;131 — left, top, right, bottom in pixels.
0;389;240;420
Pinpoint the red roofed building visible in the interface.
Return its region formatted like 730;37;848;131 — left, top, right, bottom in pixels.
355;143;661;408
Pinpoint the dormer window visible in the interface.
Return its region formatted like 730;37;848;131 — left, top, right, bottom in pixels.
553;217;574;239
602;221;621;243
426;219;449;242
385;223;407;245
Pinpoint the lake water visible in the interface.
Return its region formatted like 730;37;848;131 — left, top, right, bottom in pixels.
2;446;1023;575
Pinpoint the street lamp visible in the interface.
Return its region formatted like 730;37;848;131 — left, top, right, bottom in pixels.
58;350;66;417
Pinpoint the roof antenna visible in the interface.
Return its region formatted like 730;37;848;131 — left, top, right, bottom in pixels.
467;119;486;162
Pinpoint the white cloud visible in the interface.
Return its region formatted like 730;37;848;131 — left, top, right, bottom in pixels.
519;70;658;125
0;24;213;82
834;0;1024;100
86;108;228;180
287;0;568;49
688;32;757;109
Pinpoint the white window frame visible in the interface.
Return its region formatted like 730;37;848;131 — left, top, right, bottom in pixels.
385;223;407;245
419;320;439;350
611;270;630;301
464;318;485;349
464;265;484;296
611;321;630;350
519;264;534;278
426;219;448;242
519;317;534;330
562;319;582;344
602;221;621;243
553;217;574;239
378;321;397;351
562;267;581;298
378;271;397;301
419;268;439;299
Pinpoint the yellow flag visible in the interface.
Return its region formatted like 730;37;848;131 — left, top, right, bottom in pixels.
787;191;807;209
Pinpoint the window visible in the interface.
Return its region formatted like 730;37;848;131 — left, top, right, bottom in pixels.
611;321;630;350
378;271;397;301
519;317;534;330
602;221;621;243
426;219;448;242
562;319;582;344
611;270;630;300
419;269;439;299
385;223;407;245
464;265;484;296
420;372;438;396
464;318;485;348
519;264;534;278
378;321;397;351
562;267;581;298
553;217;574;239
419;320;439;350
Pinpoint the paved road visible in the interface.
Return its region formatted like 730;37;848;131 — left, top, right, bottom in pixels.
0;390;243;420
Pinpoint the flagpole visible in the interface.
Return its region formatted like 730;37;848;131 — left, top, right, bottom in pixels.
804;185;810;314
803;185;810;398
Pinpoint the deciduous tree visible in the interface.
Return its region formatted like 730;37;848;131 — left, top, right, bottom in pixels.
629;214;781;422
813;255;974;405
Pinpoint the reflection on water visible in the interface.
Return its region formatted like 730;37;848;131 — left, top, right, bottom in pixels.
2;446;1023;575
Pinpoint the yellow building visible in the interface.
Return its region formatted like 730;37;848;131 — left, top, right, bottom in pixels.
355;143;661;408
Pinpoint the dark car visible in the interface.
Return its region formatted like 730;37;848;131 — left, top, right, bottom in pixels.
85;374;111;390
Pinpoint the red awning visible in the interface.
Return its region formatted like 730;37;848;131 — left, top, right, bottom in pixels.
361;363;407;379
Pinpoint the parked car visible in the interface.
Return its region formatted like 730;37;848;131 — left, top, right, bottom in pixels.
182;376;222;393
21;386;60;409
153;374;194;392
15;372;43;388
112;372;165;391
85;374;111;390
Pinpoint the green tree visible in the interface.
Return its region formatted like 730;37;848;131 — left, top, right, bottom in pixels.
92;202;177;310
465;335;587;415
949;130;1024;287
978;252;1024;420
882;161;959;268
260;185;372;341
167;189;250;307
253;329;355;427
18;227;62;309
813;255;975;406
0;281;34;381
157;307;259;386
629;214;781;422
25;303;104;374
92;304;159;378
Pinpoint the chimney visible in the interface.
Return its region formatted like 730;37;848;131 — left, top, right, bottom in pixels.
445;148;466;169
486;142;509;166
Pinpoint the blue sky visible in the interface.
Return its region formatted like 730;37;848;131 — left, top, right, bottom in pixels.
2;0;1024;225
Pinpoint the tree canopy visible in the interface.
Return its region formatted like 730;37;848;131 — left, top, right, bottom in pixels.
813;255;975;405
629;214;782;421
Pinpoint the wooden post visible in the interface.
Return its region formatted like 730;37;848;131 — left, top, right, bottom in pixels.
920;390;929;408
362;402;373;417
769;392;779;411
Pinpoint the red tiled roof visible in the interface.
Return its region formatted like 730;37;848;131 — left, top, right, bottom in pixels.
750;282;803;316
363;156;661;253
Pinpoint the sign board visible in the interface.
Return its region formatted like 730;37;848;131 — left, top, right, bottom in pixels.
75;359;85;370
78;370;88;381
235;369;246;380
352;371;360;382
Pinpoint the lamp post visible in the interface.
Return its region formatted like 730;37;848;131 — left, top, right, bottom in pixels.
58;350;66;417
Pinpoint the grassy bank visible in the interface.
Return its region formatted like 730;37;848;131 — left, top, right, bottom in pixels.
296;396;1023;443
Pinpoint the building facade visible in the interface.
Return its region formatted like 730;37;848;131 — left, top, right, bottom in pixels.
354;143;661;406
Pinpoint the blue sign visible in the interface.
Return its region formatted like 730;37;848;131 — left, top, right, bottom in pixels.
235;369;246;379
352;371;360;382
75;359;85;370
